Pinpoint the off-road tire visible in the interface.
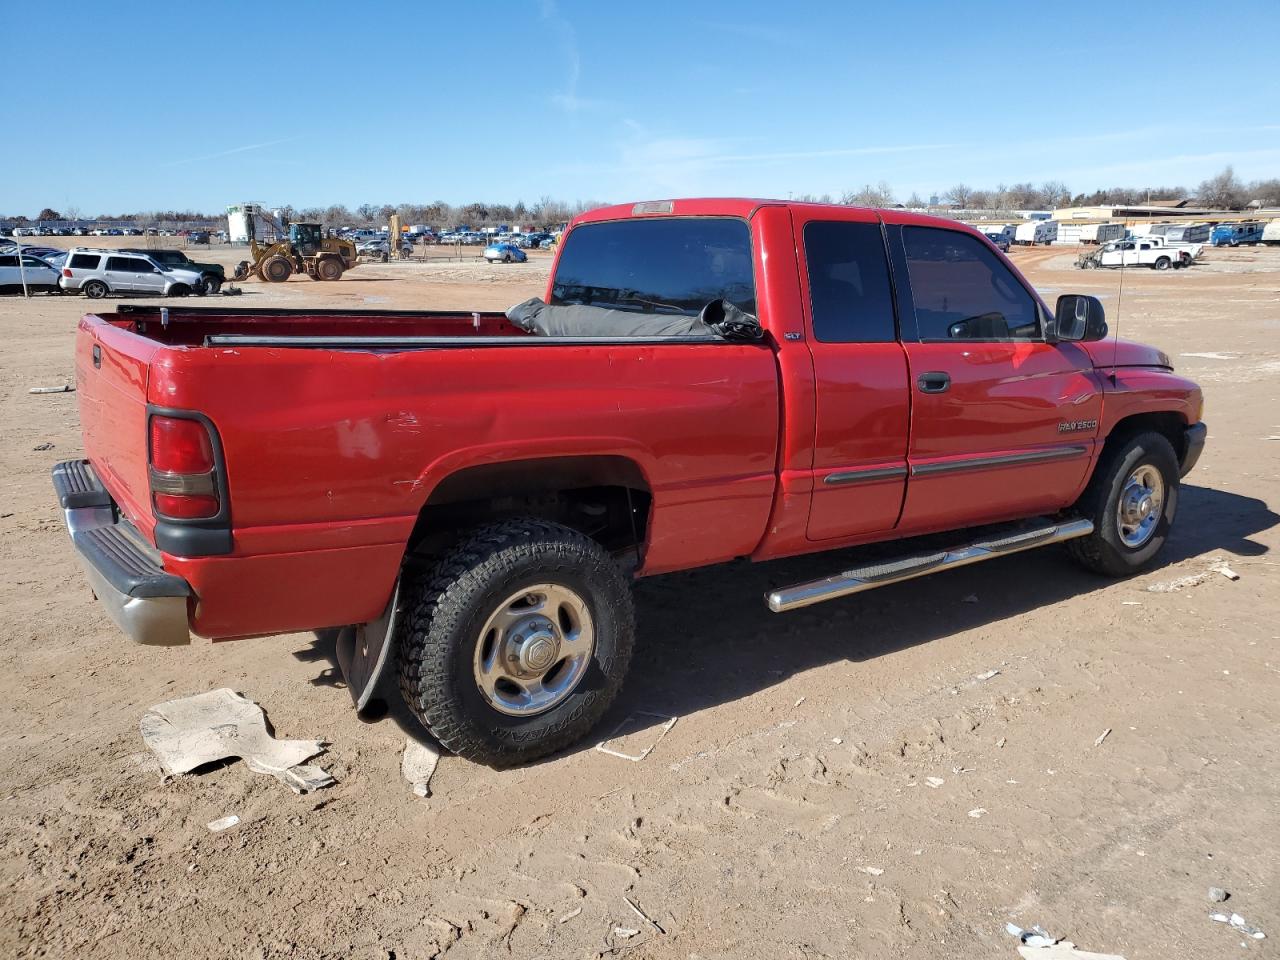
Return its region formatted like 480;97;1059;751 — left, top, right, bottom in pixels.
317;257;344;281
83;280;108;299
397;519;635;766
262;256;292;282
1067;431;1180;577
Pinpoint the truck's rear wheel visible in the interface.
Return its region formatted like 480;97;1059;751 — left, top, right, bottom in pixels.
1067;431;1179;577
317;257;343;281
397;519;635;766
262;256;292;282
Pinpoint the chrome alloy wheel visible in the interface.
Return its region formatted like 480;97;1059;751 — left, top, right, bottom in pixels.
1116;464;1165;548
473;584;595;716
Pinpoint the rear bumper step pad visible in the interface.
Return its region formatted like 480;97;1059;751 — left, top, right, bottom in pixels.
52;459;192;646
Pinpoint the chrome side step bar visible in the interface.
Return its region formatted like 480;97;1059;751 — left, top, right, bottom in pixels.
766;518;1094;613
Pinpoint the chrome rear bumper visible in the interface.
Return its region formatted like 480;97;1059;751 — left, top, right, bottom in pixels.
52;460;192;646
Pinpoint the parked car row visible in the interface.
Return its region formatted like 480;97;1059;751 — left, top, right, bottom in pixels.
356;237;413;260
0;225;221;238
0;244;225;297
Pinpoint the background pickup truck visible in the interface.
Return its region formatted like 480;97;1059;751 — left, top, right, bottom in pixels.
53;198;1206;765
1078;237;1195;270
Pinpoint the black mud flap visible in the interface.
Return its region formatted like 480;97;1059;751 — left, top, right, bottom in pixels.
335;579;401;713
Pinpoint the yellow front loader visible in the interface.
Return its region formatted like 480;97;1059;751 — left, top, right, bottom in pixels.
232;221;358;283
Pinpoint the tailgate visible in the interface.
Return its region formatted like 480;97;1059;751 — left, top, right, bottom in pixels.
75;316;160;538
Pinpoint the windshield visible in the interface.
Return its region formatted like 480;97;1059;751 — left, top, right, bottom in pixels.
551;217;755;315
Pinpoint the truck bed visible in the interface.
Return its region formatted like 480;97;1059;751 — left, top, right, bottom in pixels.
75;304;782;639
105;304;725;348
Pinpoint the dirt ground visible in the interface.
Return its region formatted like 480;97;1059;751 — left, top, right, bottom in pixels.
1;241;1277;960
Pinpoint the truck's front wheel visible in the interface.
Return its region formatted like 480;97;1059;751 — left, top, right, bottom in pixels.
397;519;635;766
1067;431;1179;577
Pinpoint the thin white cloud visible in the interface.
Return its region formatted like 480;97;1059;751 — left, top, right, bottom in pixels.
160;137;301;168
541;0;610;113
694;20;806;46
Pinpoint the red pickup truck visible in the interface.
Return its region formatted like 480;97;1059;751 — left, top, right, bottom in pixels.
53;198;1205;765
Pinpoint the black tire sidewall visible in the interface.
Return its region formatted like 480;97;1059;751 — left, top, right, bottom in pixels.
401;522;635;764
447;560;627;748
1091;435;1179;571
84;281;107;299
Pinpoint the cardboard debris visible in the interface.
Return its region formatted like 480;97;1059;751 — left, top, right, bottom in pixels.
596;712;678;762
1017;944;1127;960
1210;912;1265;939
401;737;441;798
1007;923;1058;948
1008;922;1126;958
140;688;333;794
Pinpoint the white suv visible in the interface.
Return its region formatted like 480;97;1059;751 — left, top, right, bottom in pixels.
59;248;204;299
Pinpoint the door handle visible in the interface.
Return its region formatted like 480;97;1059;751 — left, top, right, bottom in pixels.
917;371;950;393
92;344;102;368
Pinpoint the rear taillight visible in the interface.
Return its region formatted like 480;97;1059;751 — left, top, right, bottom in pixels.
149;415;220;520
62;268;72;278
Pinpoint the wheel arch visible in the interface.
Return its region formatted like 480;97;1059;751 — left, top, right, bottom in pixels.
1100;411;1188;465
407;454;654;565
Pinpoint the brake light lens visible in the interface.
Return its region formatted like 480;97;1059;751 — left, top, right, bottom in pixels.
151;416;213;473
62;268;73;278
149;415;219;519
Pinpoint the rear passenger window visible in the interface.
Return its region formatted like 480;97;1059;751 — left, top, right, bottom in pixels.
106;256;153;272
803;221;896;342
0;255;16;267
70;254;100;269
903;227;1041;341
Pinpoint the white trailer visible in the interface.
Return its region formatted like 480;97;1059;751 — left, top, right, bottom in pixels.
226;203;259;244
977;223;1015;242
1163;222;1211;244
1082;222;1124;244
1014;220;1058;245
1127;222;1169;238
1262;219;1280;245
1055;222;1124;245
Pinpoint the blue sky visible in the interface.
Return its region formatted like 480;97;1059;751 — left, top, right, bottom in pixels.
3;0;1278;216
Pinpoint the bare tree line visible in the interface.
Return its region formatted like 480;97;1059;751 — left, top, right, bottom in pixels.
832;167;1280;211
8;168;1279;225
4;197;606;228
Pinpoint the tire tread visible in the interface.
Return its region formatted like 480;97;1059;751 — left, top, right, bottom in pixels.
396;519;634;766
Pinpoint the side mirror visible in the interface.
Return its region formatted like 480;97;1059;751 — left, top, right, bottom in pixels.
1053;294;1107;342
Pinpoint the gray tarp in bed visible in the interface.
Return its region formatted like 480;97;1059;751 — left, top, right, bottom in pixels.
505;297;763;341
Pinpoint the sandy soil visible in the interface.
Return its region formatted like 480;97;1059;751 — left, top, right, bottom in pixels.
1;244;1277;960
